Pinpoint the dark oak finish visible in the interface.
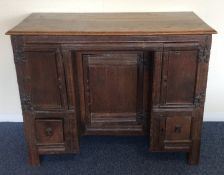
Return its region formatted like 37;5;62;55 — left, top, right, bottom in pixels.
6;12;216;166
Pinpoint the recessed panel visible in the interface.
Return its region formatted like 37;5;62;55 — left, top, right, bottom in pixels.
162;50;198;106
81;52;145;134
25;51;63;110
88;54;138;113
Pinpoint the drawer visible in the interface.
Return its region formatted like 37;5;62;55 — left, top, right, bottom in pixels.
165;116;191;140
150;111;193;151
35;119;64;144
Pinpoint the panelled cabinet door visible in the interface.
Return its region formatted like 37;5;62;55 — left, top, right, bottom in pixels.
76;51;146;134
23;46;67;111
160;43;201;108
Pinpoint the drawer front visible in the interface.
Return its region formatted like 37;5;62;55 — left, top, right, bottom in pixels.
35;119;64;144
165;116;191;140
32;112;80;154
150;111;193;151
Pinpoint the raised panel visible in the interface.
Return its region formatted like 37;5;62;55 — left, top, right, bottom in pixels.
161;50;198;107
86;54;139;114
24;49;66;110
78;51;147;134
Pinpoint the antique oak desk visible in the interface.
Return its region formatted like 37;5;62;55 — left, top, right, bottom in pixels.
7;12;216;165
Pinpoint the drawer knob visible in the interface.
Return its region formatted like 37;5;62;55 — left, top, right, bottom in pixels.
174;125;182;133
175;51;181;55
45;127;53;137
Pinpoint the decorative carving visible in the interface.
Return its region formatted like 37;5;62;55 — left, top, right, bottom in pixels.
136;113;145;123
198;46;210;63
11;36;26;64
14;51;26;63
194;92;206;107
137;53;143;62
45;128;53;137
138;54;150;65
21;94;33;111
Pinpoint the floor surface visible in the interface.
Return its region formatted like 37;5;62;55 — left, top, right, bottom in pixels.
0;122;223;175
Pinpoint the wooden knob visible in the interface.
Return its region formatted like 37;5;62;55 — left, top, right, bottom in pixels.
175;51;181;55
174;125;182;133
45;127;53;137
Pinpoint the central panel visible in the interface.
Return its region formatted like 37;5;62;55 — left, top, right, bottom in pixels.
75;51;150;135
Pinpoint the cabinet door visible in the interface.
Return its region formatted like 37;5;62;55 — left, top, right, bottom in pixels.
160;45;200;107
77;51;146;134
23;46;67;111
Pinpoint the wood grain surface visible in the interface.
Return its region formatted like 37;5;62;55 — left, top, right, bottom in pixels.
6;12;216;35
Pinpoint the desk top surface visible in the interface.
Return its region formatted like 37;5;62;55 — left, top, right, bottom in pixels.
6;12;216;36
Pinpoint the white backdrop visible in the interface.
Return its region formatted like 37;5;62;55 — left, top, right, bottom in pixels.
0;0;223;121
